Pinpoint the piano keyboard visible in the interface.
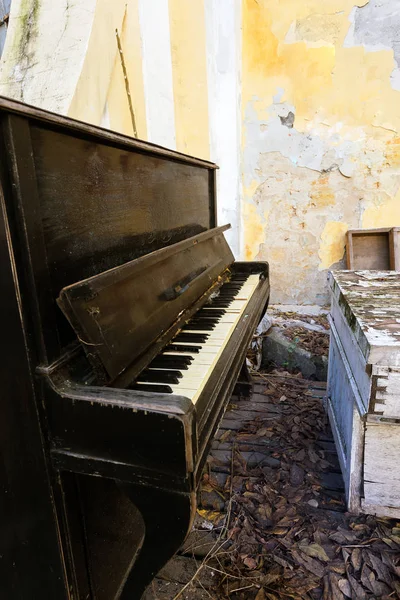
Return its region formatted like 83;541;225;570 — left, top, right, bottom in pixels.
130;273;261;403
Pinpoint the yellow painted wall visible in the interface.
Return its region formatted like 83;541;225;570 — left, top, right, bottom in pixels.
2;0;400;304
241;0;400;303
169;0;210;159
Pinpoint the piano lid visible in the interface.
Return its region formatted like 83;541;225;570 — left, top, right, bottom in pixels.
57;225;233;382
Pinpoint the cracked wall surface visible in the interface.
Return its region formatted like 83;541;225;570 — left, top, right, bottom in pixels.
1;0;399;305
242;0;400;304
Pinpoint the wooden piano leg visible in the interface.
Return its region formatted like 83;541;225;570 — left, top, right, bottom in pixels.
233;361;253;398
119;484;195;600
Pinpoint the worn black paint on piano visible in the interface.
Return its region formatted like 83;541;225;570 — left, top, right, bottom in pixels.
0;96;270;599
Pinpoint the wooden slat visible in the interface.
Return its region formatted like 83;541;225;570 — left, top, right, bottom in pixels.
364;422;400;508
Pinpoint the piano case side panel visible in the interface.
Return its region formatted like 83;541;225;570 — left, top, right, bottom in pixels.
0;175;68;598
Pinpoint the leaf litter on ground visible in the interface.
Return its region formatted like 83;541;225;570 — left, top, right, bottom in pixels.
192;369;400;599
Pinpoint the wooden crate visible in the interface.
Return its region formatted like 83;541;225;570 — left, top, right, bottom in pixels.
327;270;400;518
346;227;400;270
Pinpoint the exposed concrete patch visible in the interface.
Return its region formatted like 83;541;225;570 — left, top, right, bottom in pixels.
262;326;328;381
285;13;345;48
261;306;329;381
344;0;400;91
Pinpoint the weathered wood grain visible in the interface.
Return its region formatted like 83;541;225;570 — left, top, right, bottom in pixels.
364;422;400;508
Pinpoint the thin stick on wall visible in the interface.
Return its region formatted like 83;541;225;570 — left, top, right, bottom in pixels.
116;28;138;138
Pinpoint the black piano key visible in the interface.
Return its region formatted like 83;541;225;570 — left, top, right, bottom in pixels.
218;291;239;297
140;369;182;384
175;332;208;343
197;309;225;317
150;356;192;370
129;383;173;393
166;344;200;353
189;318;219;326
208;301;231;307
182;323;215;331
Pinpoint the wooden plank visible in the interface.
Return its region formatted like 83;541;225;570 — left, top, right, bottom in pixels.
309;388;327;399
360;501;400;519
229;400;285;414
346;230;354;270
389;227;400;270
224;409;280;421
209;449;280;469
363;422;400;508
328;303;371;414
326;330;364;513
211;439;280;452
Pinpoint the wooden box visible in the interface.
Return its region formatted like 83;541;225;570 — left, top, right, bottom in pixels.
346;227;400;270
327;270;400;518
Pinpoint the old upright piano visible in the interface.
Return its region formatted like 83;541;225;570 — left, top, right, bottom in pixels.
0;97;270;599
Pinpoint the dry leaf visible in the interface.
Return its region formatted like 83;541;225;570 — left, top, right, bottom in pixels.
290;464;304;486
294;449;306;461
367;551;392;586
272;555;293;570
325;573;346;600
338;578;352;597
291;549;325;578
219;430;232;442
299;542;330;562
269;527;289;536
308;448;319;463
256;503;273;527
254;590;266;600
243;556;257;570
348;574;367;600
350;548;362;572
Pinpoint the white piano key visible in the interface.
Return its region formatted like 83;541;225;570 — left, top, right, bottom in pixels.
135;273;261;403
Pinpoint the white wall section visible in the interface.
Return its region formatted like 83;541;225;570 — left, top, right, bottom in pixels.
205;0;241;257
0;0;96;114
138;0;176;149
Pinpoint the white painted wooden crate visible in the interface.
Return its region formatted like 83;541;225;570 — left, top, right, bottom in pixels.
327;270;400;518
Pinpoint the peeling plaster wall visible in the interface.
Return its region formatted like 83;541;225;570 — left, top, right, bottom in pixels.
242;0;400;304
1;0;400;305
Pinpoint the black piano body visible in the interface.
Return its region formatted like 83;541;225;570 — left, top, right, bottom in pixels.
0;97;270;599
